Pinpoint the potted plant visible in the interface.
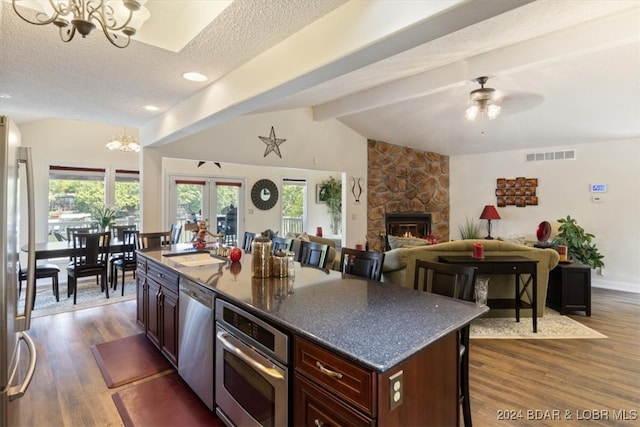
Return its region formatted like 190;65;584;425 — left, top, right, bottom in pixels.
92;205;117;232
552;215;604;269
458;216;481;239
320;177;342;235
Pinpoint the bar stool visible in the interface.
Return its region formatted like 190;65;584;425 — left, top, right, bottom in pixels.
19;263;61;306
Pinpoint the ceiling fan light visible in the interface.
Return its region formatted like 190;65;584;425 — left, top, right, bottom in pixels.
487;104;501;119
465;105;480;121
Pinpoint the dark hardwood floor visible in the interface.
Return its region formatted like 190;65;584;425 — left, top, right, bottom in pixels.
9;288;639;426
470;287;640;427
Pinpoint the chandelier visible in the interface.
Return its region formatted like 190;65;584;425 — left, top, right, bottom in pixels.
105;127;140;152
465;76;501;121
11;0;150;48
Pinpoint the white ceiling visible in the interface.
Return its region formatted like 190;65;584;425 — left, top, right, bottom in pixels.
1;0;638;156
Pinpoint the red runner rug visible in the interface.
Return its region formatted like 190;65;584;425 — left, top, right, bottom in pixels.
112;372;223;427
91;333;173;388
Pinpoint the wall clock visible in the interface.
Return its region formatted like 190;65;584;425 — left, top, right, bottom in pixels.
251;179;279;210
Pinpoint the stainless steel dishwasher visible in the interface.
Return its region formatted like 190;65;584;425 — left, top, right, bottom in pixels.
178;276;215;411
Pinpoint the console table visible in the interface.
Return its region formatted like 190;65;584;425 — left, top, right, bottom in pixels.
439;255;539;332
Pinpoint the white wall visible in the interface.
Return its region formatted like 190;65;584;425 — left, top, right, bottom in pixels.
450;138;640;292
18;119;140;242
162;158;343;239
148;108;369;248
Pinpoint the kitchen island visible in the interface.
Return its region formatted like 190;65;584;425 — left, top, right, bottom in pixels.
136;246;488;426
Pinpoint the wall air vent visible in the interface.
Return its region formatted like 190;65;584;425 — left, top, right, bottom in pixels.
526;149;575;162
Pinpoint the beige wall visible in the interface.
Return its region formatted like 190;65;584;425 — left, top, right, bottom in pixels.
450;138;640;292
146;108;369;248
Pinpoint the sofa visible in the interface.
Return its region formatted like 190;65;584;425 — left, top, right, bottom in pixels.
382;239;560;317
285;232;338;269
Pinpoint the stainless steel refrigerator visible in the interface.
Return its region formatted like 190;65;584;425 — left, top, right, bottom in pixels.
1;116;36;426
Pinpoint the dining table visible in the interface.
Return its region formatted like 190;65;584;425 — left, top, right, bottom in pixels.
21;239;126;260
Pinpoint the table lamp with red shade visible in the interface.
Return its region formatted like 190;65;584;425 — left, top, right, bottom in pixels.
479;205;501;239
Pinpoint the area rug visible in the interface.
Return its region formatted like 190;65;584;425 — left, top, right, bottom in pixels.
112;372;223;427
91;333;173;388
31;275;136;318
470;308;606;339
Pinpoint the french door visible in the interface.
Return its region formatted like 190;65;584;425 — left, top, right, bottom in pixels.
169;176;244;244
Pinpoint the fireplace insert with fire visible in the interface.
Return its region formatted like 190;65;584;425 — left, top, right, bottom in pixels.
383;213;432;250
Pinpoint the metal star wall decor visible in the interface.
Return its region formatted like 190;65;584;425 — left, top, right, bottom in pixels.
258;126;286;158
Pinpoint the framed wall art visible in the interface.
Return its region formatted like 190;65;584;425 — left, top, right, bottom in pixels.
496;177;539;207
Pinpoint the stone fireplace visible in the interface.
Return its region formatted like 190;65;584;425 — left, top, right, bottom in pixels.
383;213;432;250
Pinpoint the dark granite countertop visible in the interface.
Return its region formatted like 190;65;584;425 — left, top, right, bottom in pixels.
138;245;488;372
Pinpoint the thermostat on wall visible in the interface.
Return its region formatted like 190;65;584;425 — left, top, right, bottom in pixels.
590;184;607;193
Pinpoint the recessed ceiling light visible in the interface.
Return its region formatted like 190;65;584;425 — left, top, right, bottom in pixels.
0;93;11;99
144;105;160;111
182;72;208;82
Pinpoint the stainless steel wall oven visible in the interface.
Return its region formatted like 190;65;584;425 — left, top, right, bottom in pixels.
215;299;289;427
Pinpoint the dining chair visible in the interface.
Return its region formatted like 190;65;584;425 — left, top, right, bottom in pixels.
111;230;139;296
138;231;172;249
67;231;111;305
339;248;385;281
18;261;61;306
242;231;258;253
170;223;182;244
112;224;136;241
271;236;293;254
414;259;477;427
298;240;329;269
66;225;99;242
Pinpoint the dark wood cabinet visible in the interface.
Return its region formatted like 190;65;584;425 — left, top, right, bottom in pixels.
293;333;459;427
137;255;180;367
135;258;147;327
160;286;178;366
547;262;591;316
294;374;374;427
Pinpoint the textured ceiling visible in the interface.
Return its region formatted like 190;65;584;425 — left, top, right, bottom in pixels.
1;0;638;156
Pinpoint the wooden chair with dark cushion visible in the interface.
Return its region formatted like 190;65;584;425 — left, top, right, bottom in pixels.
414;259;477;427
19;262;61;306
242;232;258;253
137;231;172;249
298;240;329;269
111;229;139;295
67;231;111;305
339;248;385;281
271;236;293;254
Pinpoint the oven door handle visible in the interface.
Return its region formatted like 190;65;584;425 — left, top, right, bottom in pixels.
217;330;285;381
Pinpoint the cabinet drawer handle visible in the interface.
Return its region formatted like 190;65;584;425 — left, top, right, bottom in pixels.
315;361;343;379
314;419;325;427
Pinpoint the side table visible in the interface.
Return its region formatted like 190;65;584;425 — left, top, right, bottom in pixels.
546;262;591;316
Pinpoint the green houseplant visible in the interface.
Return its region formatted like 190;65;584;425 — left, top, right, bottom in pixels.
458;216;481;239
92;205;117;232
552;215;604;269
320;177;342;235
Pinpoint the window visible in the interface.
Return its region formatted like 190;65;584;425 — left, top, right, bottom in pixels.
48;166;106;241
47;166;140;241
114;169;140;229
281;179;306;235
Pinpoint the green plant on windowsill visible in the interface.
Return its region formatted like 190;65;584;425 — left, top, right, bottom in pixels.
458;216;481;239
92;205;117;232
552;215;604;269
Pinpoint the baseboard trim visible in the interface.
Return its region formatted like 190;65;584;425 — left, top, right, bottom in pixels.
592;278;640;294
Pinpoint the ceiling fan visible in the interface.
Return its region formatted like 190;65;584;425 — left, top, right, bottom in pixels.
463;75;545;121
